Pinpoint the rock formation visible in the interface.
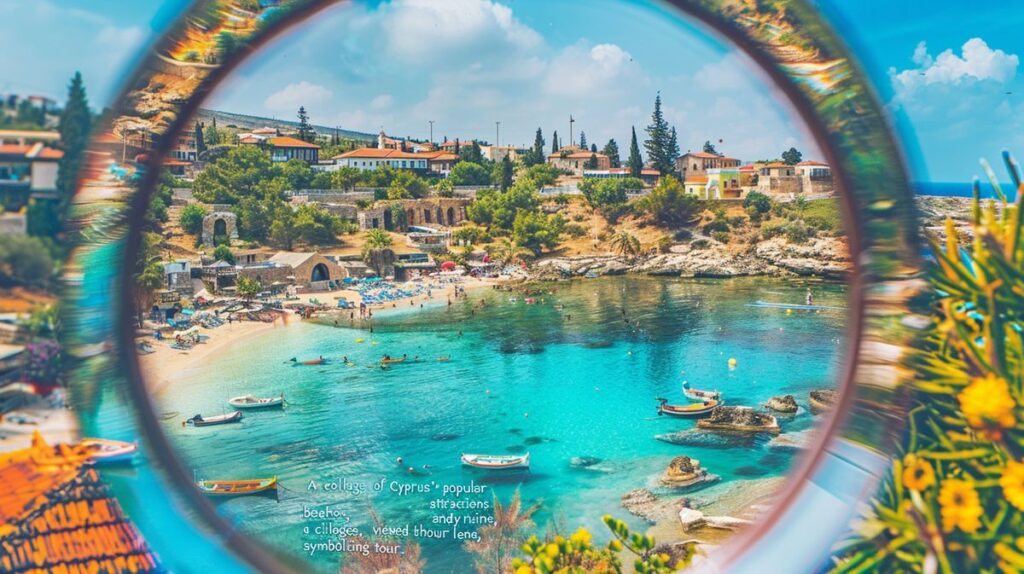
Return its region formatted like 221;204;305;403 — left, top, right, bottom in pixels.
765;394;798;414
660;456;718;488
697;406;780;434
809;389;838;414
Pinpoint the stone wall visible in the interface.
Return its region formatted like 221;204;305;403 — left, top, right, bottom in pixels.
201;211;239;246
236;265;293;287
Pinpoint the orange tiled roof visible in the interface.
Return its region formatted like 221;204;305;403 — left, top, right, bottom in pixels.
685;176;708;184
0;433;160;573
334;148;423;160
796;160;829;167
548;149;609;160
414;151;458;161
267;136;320;149
0;144;63;161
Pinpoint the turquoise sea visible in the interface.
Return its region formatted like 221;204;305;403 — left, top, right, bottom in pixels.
153;276;848;572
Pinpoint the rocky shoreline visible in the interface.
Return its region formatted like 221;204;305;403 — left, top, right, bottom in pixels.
532;235;851;281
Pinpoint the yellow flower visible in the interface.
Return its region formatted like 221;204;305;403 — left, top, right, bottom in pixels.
902;455;935;491
959;373;1016;432
1001;460;1024;511
570;527;592;545
938;479;983;534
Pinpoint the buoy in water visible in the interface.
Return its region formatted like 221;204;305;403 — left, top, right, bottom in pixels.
728;358;737;368
371;341;380;346
355;338;365;343
786;309;793;315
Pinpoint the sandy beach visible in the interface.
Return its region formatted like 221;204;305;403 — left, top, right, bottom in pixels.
139;276;502;396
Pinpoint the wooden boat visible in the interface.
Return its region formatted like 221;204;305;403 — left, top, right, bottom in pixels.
80;438;138;464
196;476;278;497
657;398;720;418
461;453;530;470
682;383;721;401
184;411;243;427
227;394;284;410
380;357;406;365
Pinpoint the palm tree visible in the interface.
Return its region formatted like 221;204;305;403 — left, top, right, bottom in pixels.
610;231;641;257
364;228;393;250
489;238;532;266
464;490;539;574
362;229;395;277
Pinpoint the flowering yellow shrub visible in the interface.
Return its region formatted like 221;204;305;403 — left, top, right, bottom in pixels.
832;153;1024;573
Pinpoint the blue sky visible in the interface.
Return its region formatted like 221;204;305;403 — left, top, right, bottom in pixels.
0;0;1020;182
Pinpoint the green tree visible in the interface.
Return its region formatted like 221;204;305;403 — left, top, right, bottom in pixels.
297;106;314;143
133;232;165;327
551;130;559;154
512;210;565;255
640;175;700;228
525;128;545;166
703;140;717;154
179;203;208;235
331;166;362;190
236;276;260;301
743;191;772;214
590;143;598;153
449;161;490;186
585;153;599;169
644;93;675;175
387;170;430;199
195;120;206;155
435;178;455;198
216;31;238;61
364;228;393;250
56;72;92;210
627;126;643;177
467;182;539;230
294;203;342;245
0;235;53;288
459;141;484;164
523;164;561;188
667;127;680;170
579;131;587;150
495;155;514;191
233;197;276;243
213;244;235;264
602;139;621;168
205;116;221;146
280;158;315;190
781;147;803;165
610;231;642;257
193;145;279;204
269;206;299;250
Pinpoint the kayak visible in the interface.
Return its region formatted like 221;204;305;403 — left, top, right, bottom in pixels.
380;357;406;364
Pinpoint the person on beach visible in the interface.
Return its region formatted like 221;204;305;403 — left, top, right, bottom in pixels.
806;288;814;306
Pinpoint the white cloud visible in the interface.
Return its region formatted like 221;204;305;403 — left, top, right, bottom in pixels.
543;42;646;98
378;0;541;64
891;38;1019;96
370;94;393;110
263;81;333;113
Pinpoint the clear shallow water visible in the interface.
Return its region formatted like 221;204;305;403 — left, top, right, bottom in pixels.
151;276;847;572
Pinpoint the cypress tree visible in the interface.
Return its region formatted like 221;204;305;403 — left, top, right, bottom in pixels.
205;117;221;146
529;128;545;166
56;72;91;206
602;139;621;168
703;140;717;154
667;127;680;173
627;127;643;178
590;143;598;153
644;93;674;174
585;153;598;169
579;131;587;150
551;131;559;154
500;155;514;191
195;121;206;155
297;106;314;142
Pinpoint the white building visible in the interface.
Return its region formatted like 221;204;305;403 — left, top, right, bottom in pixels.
331;148;428;172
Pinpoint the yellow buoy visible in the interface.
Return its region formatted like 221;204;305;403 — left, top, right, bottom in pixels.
728;358;737;368
786;309;793;315
371;341;380;346
355;338;365;343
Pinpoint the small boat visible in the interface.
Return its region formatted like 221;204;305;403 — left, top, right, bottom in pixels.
380;357;406;365
196;476;278;497
185;411;243;427
682;382;721;401
657;397;720;418
80;438;138;464
227;394;284;410
436;356;451;362
292;357;327;365
461;453;530;470
508;297;518;303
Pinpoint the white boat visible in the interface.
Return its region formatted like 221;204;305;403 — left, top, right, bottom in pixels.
461;453;530;470
227;394;285;409
80;438;138;464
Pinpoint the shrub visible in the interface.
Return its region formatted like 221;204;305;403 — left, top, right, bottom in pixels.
657;235;673;253
572;213;586;222
179;203;208;235
711;230;730;243
703;218;730;235
743;190;772;214
212;244;235;264
0;235;53;287
728;215;747;227
564;223;587;238
761;219;787;239
673;229;692;241
639;176;700;228
690;239;710;249
784;222;814;243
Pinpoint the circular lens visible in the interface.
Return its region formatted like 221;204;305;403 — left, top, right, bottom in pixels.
64;1;922;572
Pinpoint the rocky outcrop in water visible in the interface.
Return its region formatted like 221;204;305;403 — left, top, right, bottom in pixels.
697;406;780;434
768;429;817;451
621;489;686;523
765;394;798;414
809;389;838;414
661;456;719;489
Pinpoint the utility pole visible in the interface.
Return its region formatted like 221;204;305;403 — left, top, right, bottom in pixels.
495;121;501;148
569;115;575;148
429;120;434;144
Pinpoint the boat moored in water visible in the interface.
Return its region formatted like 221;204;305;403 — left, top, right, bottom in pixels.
291;357;327;365
461;453;530;470
184;411;244;427
80;438;138;464
682;382;721;401
227;394;284;409
196;476;278;497
657;397;721;418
